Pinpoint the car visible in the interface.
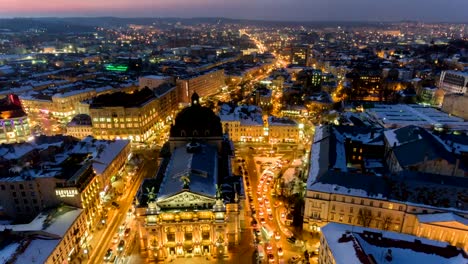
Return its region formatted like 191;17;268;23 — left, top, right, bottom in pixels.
260;217;266;224
112;234;119;244
277;247;284;256
281;212;286;218
289;255;301;264
265;243;273;251
104;249;114;262
274;201;280;208
117;240;125;252
265;199;270;205
111;201;120;208
266;207;272;213
124;228;131;237
268;214;273;221
287;236;297;244
259;210;264;216
268;253;275;263
255;229;261;236
263;186;268;192
258;197;263;202
274;232;281;240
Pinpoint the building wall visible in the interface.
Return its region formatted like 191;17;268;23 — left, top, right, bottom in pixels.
303;190;468;251
66;125;93;139
176;69;225;103
137;204;239;261
0;116;31;144
268;125;299;143
90;99;159;142
0;177;59;220
45;210;88;264
441;94;468;120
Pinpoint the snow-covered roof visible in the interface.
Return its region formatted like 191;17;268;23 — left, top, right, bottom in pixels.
1;206;82;237
365;104;468;132
417;213;468;227
306;125;325;188
158;143;218;199
14;239;59;264
219;104;264;126
322;222;467;264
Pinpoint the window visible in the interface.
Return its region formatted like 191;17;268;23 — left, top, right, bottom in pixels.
379;203;383;208
351;198;355;204
360;200;364;205
348;216;352;223
398;206;403;211
370;201;374;207
331;205;335;211
350;207;353;213
19;184;24;190
0;185;4;190
167;232;175;242
377;212;381;217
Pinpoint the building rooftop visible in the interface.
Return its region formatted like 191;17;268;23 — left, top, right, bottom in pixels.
157;142;218;199
365;104;468;132
321;222;467;264
90;87;155;108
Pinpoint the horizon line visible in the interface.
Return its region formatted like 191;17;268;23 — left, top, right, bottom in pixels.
0;16;467;24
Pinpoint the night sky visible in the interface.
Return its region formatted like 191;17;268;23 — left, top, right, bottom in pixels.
1;0;467;22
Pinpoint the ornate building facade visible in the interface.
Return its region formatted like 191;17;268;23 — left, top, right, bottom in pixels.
135;93;241;261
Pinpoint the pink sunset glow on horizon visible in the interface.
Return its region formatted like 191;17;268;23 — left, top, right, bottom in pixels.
0;0;223;17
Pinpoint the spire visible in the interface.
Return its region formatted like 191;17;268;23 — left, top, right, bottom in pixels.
191;92;200;106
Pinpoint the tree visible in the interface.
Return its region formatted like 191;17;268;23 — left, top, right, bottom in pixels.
358;208;374;227
382;215;393;230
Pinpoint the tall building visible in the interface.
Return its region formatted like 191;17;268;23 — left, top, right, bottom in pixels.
439;70;468;95
176;69;226;104
135;93;241;261
89;85;177;142
290;45;310;66
0;94;31;143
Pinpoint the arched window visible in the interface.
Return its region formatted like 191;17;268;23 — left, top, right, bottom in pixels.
181;130;186;137
193;130;198;136
204;130;210;136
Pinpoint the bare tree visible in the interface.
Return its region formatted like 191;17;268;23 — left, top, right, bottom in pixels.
382;215;393;230
358;208;374;227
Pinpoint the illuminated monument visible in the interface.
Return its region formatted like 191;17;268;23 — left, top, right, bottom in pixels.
135;93;242;261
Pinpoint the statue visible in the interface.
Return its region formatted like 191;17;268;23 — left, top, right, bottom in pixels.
181;175;190;189
146;187;156;202
215;184;222;199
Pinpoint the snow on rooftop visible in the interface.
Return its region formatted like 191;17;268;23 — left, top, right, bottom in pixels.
14;239;59;264
322;223;467;264
309;182;386;199
366;104;468;131
417;213;468;226
0;242;20;264
0;207;82;237
307;126;324;188
333;130;348;171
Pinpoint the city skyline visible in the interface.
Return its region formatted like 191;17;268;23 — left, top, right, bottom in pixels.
1;0;468;22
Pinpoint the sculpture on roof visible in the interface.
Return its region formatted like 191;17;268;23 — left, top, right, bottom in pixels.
181;175;190;189
146;186;156;202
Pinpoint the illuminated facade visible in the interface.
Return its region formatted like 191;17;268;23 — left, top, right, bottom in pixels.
304;171;468;251
89;86;177;142
219;104;266;142
176;69;225;104
66;114;93;139
20;88;97;118
135;94;241;261
267;116;299;143
0;94;31;143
